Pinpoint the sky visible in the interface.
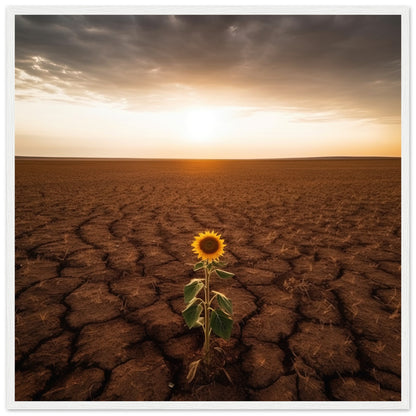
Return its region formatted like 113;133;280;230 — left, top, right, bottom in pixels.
14;14;401;158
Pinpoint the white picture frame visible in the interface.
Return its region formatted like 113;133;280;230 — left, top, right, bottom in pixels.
5;4;410;410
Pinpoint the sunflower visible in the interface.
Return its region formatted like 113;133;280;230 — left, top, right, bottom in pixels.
191;230;226;262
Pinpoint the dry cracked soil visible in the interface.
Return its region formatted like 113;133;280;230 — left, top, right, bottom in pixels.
14;158;401;402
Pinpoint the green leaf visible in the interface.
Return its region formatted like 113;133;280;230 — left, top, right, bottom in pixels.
213;291;233;315
193;262;205;271
184;280;204;304
182;301;203;329
210;309;233;340
215;269;235;279
213;260;228;268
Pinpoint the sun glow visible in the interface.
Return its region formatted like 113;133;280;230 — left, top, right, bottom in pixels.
185;108;219;143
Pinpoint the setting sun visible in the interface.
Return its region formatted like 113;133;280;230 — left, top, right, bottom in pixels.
185;108;219;143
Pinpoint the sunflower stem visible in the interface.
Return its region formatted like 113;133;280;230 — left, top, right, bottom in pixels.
203;262;211;365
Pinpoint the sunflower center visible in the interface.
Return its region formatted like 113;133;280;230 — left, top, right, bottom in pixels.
199;236;220;254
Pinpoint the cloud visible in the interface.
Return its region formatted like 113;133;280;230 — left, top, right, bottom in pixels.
15;15;401;122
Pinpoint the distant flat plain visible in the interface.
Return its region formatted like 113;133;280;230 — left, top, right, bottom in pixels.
14;158;401;401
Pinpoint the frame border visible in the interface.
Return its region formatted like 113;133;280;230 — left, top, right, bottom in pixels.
6;5;410;410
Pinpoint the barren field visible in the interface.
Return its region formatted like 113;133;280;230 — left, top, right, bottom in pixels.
14;158;401;401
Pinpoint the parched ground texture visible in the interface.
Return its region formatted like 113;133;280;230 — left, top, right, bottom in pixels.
15;158;401;401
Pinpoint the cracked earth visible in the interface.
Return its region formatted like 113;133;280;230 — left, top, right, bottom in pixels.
15;158;401;401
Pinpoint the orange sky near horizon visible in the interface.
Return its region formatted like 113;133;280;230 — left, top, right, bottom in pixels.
14;15;402;158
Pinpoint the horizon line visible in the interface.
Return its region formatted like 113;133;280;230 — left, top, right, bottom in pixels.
15;155;401;161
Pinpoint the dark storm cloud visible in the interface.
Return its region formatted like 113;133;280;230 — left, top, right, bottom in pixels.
15;14;401;120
